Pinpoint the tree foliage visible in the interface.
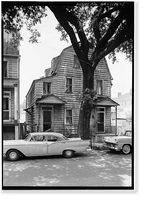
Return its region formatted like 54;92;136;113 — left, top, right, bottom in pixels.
2;2;133;62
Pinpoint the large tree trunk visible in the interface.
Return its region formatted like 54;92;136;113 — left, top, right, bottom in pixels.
77;64;95;140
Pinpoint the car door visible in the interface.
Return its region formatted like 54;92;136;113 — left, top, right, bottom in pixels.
46;135;66;155
27;135;48;156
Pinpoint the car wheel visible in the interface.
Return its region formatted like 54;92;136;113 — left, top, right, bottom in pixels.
63;150;74;158
6;150;20;161
122;145;131;154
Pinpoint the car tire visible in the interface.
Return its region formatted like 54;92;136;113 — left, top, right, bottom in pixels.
6;149;20;161
63;150;74;158
122;144;131;154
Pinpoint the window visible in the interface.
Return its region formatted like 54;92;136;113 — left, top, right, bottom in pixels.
96;80;103;95
74;55;80;69
43;82;51;94
66;109;73;125
3;92;11;120
66;78;73;93
3;61;8;78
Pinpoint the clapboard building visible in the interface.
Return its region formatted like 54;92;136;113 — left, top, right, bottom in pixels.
25;45;118;141
3;31;20;140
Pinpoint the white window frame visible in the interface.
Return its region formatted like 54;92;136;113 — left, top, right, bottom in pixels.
43;82;51;95
96;79;103;95
65;77;74;93
65;109;73;125
3;91;11;121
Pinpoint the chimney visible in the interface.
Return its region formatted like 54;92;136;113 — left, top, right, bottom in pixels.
118;92;122;97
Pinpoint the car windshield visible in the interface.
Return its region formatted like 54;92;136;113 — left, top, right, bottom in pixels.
62;136;69;140
125;131;132;137
24;134;31;141
118;131;132;137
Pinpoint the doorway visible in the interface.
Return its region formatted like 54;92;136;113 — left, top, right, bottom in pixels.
42;107;53;131
97;107;105;132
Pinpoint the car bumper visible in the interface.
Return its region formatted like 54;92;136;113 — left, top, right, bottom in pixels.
86;146;92;152
104;143;122;151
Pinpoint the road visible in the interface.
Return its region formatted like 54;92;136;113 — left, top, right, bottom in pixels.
3;150;132;188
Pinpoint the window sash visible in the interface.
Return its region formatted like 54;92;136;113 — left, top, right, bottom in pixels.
3;92;11;121
43;82;51;94
66;110;72;125
96;80;103;95
66;78;73;93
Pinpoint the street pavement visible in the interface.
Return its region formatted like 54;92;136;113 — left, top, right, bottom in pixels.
3;149;132;188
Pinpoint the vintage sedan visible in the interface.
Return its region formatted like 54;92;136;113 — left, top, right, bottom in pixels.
103;130;132;154
3;132;91;161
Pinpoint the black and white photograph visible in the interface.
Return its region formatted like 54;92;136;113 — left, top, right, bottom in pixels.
2;1;135;191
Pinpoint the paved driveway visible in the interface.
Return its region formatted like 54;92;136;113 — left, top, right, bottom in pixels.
3;150;133;188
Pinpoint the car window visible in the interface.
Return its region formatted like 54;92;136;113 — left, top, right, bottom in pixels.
125;131;132;137
45;135;60;142
24;134;31;141
31;135;45;142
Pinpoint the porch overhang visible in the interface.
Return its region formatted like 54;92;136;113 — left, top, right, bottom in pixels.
93;96;119;107
36;94;66;105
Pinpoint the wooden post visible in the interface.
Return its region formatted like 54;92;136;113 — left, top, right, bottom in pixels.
115;106;117;135
14;84;19;139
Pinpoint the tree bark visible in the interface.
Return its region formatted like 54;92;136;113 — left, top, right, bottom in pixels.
77;63;95;140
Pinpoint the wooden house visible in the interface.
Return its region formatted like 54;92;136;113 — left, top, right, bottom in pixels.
3;31;20;140
25;45;119;141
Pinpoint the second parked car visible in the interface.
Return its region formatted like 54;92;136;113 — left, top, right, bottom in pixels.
103;130;132;154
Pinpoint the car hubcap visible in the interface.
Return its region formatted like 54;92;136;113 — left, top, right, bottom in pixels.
10;152;17;159
123;145;130;154
66;151;72;156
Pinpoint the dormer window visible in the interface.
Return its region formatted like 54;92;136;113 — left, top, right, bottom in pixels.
96;80;103;95
66;77;73;93
43;82;51;95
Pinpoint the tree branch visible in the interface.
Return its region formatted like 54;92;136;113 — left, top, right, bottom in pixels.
56;6;89;57
48;5;83;58
92;23;133;67
91;6;103;42
90;4;131;63
98;5;123;21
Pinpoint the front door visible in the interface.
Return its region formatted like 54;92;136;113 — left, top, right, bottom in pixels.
97;107;105;132
43;109;52;131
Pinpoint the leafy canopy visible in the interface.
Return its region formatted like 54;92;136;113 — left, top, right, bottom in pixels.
2;2;133;63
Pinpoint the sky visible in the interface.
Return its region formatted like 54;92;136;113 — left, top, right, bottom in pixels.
19;8;132;105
